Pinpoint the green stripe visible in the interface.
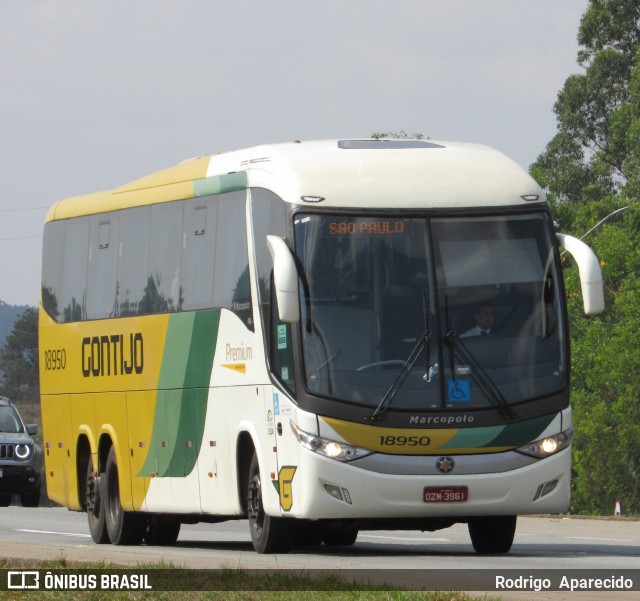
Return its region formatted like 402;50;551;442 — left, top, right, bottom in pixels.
441;413;556;451
440;425;505;449
193;172;247;197
486;413;555;448
139;310;220;478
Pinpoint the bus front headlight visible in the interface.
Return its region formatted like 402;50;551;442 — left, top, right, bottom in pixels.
290;421;372;462
516;428;572;459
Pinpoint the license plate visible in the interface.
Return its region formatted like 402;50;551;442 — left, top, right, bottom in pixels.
423;486;468;503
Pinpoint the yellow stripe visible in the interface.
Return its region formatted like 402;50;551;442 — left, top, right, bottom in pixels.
45;157;210;222
222;363;246;374
323;416;459;455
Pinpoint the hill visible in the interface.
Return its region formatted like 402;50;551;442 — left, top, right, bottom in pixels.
0;300;32;348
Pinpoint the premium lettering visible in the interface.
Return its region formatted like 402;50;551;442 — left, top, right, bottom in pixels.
82;333;143;377
225;343;252;362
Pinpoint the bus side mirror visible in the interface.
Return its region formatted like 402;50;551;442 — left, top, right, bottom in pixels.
266;235;300;323
557;233;605;315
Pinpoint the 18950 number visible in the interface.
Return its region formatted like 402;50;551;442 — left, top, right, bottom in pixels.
379;435;431;447
43;348;67;371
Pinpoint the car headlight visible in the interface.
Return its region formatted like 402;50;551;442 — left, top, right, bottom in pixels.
290;421;372;462
516;428;572;458
15;444;32;460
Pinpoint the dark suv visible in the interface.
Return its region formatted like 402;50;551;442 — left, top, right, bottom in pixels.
0;397;43;507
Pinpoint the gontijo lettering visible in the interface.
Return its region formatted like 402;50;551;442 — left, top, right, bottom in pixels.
81;333;143;377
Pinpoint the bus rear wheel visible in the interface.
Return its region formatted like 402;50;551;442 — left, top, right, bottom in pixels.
144;516;181;546
86;460;109;544
247;453;293;554
104;446;146;545
468;515;517;554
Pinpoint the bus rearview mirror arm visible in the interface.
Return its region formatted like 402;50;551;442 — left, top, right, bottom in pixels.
557;233;605;316
267;235;300;323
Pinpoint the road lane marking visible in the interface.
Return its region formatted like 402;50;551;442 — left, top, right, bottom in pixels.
17;529;91;538
360;534;450;542
566;536;635;543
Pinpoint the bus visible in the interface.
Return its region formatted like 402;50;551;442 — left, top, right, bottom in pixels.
39;138;604;553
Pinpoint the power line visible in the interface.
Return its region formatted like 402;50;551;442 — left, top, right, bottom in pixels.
0;206;48;213
0;235;41;241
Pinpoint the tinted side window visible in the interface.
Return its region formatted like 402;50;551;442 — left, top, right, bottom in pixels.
145;201;184;313
249;188;287;335
61;217;89;322
117;207;151;316
87;214;119;319
249;189;292;390
213;191;253;330
41;221;65;322
181;200;217;311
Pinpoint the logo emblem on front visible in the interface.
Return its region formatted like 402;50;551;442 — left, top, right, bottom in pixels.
436;456;455;474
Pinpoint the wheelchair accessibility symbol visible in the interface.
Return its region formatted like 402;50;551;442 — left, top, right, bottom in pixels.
448;379;470;402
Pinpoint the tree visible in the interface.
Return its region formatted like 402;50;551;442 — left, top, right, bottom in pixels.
0;308;39;402
535;0;640;203
532;0;640;514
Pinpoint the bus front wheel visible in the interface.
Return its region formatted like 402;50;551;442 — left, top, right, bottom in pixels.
468;515;517;554
247;453;293;553
104;446;146;545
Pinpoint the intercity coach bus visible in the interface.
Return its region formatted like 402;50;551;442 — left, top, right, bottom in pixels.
39;138;604;553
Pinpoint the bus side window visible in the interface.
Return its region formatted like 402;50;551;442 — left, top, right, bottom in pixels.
117;207;151;317
42;220;65;322
181;201;216;311
61;217;89;322
87;214;119;319
214;192;254;331
271;309;296;395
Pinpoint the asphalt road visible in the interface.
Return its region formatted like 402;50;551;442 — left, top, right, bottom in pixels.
0;506;638;599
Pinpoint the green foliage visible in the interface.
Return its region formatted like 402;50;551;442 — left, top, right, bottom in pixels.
533;0;640;515
0;307;39;403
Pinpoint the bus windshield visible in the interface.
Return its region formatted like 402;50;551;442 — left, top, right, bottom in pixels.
293;212;566;413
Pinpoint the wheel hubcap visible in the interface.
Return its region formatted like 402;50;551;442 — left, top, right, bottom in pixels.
247;474;264;533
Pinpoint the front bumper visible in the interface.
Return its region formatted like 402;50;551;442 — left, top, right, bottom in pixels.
0;464;41;496
278;446;571;520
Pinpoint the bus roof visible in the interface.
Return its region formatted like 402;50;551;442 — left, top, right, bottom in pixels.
46;139;546;222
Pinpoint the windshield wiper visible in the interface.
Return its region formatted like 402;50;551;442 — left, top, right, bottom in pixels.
369;295;432;421
443;296;520;420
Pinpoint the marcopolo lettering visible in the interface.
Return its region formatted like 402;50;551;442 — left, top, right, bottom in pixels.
409;414;475;425
82;333;144;377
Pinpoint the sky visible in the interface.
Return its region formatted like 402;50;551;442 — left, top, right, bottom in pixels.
0;0;590;307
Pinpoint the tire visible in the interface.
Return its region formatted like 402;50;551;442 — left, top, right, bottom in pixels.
20;484;41;508
468;515;517;554
247;452;293;554
144;516;181;546
86;460;109;544
322;525;358;547
0;495;11;507
294;520;325;547
104;446;147;545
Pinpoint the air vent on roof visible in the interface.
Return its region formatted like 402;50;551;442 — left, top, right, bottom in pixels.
338;140;445;150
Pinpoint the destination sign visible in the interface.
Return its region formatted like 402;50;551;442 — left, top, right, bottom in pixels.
326;219;406;236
